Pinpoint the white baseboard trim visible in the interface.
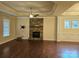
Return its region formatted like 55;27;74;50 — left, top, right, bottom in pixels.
57;40;79;43
0;38;15;45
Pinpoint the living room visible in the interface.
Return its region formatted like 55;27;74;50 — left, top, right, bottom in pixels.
0;1;79;58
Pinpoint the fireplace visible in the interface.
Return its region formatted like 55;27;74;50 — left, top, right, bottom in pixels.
29;18;43;40
32;32;40;38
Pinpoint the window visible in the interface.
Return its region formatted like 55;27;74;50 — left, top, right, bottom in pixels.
64;20;71;29
3;18;10;37
72;20;79;29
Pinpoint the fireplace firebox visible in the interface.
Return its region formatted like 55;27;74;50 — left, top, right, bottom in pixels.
32;32;40;38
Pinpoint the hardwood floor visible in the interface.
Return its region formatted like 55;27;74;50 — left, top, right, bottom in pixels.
0;40;79;58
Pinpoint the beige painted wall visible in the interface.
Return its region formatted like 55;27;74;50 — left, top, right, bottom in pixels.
43;17;57;41
57;16;79;42
0;12;17;44
16;17;29;39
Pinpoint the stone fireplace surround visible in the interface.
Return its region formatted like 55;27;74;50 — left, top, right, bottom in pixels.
29;18;43;40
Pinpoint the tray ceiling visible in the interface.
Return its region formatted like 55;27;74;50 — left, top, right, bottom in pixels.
0;1;77;16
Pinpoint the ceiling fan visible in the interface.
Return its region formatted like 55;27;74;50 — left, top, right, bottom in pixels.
29;7;39;18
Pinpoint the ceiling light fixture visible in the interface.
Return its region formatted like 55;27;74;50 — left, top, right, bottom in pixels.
29;7;33;18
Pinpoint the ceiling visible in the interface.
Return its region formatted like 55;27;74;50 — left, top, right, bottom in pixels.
62;2;79;15
0;1;78;17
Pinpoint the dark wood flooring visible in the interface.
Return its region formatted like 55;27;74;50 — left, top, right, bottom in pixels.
0;40;79;58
